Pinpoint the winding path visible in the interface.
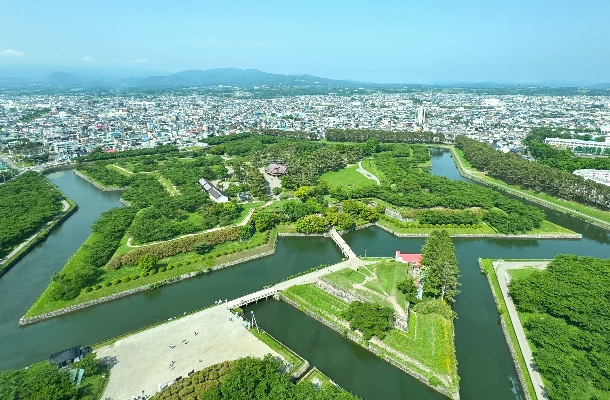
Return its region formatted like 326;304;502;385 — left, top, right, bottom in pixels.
494;260;549;400
357;161;380;185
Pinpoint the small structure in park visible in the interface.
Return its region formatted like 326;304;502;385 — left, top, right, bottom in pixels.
49;345;90;368
265;163;287;177
395;251;422;273
198;178;229;203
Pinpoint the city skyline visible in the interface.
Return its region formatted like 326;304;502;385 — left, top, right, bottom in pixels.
1;0;609;84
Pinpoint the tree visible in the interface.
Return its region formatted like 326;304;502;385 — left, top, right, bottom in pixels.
194;242;213;255
294;186;311;201
138;253;158;272
420;230;460;303
397;278;419;304
342;301;395;340
295;215;329;234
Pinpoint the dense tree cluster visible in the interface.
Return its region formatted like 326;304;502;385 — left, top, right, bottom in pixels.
0;353;105;400
417;210;480;226
75;162;130;187
294;214;329;234
510;255;610;399
107;226;241;268
84;207;138;267
152;356;359;400
456;136;610;210
342;301;396;340
334;159;545;233
325;128;445;143
76;144;179;162
420;230;460;303
0;172;63;259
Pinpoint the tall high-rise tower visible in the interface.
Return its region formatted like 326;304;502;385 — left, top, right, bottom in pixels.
416;106;426;125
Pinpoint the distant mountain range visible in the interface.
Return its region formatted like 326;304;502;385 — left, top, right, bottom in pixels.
0;67;609;92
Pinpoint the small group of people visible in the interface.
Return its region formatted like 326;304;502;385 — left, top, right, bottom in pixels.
169;360;175;370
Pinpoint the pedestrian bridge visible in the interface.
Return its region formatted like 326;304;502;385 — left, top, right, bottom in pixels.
329;227;358;259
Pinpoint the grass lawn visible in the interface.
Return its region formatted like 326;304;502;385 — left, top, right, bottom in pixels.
507;267;540;282
299;367;336;388
263;198;299;212
282;284;349;322
320;165;378;190
25;231;274;318
479;259;537;400
451;147;610;228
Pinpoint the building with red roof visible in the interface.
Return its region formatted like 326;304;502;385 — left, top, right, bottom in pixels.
395;251;422;272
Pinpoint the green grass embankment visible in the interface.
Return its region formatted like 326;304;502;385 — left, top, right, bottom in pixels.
24;228;281;319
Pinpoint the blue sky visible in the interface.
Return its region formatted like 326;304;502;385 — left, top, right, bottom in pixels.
1;0;609;83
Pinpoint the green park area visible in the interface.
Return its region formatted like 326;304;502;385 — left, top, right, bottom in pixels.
26;133;577;320
281;232;460;399
503;255;610;400
0;172;67;266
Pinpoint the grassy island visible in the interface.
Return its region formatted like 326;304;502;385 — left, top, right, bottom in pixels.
281;231;461;400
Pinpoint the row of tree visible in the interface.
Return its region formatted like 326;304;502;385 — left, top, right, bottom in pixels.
325;128;445;143
456;136;610;210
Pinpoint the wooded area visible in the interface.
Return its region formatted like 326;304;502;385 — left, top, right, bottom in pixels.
510;255;610;399
456;136;610;210
0;172;63;259
152;355;359;400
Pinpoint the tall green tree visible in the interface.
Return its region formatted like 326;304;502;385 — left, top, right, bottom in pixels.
420;230;460;303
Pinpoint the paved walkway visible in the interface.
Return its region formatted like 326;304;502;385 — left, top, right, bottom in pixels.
356;161;380;185
97;305;279;400
329;227;358;259
494;260;550;400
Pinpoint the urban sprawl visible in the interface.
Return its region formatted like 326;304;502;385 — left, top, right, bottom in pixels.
1;91;610;182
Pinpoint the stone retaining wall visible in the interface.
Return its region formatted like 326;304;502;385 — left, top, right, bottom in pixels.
278;295;458;400
73;169;127;192
478;259;532;400
20;238;279;325
385;208;413;223
375;222;582;239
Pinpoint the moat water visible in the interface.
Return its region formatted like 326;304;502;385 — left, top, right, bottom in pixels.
0;151;609;400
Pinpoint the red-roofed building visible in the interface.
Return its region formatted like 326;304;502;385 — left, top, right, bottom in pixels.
395;251;422;272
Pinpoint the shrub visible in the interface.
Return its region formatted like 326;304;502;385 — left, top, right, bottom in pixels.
138;253;158;273
103;281;111;287
429;376;441;387
159;266;166;273
148;269;157;276
122;276;131;283
166;264;174;270
84;286;93;292
131;274;139;280
342;301;395;340
141;271;148;278
93;284;101;290
112;279;121;285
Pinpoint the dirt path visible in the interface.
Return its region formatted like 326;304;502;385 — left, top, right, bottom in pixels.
494;260;550;400
357;161;380;185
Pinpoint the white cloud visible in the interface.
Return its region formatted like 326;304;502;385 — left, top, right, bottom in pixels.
82;56;95;62
134;58;148;64
0;49;25;58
